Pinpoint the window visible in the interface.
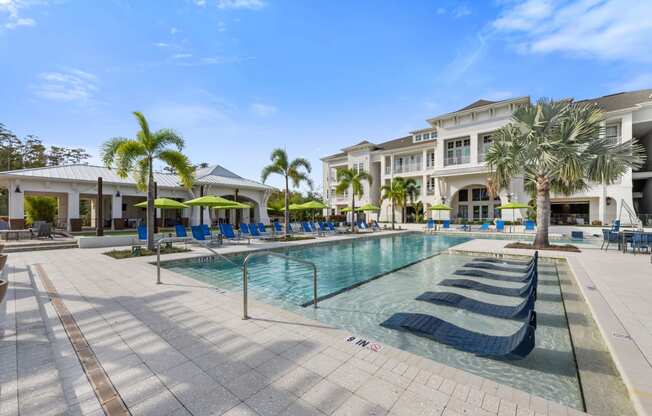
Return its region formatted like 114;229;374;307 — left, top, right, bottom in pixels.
458;189;468;202
426;151;435;168
445;137;471;166
458;205;468;219
472;187;489;201
606;125;619;143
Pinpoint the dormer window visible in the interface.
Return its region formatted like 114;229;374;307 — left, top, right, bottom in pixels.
413;131;437;143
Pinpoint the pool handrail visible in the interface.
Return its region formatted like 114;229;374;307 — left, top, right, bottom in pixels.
242;250;318;319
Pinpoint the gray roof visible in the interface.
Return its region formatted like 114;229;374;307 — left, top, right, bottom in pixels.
457;99;497;112
0;163;273;191
577;89;652;112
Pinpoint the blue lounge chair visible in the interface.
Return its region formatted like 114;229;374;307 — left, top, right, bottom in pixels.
380;311;536;359
440;274;537;298
191;225;205;241
524;220;535;232
248;223;269;239
495;220;505;232
416;286;536;319
611;220;621;233
472;252;537;267
137;224;147;241
175;224;188;238
371;221;381;231
309;222;319;233
480;223;490;231
273;221;283;233
301;222;313;233
239;223;252;237
442;220;450;230
257;223;268;235
220;223;249;243
425;219;435;233
327;222;336;232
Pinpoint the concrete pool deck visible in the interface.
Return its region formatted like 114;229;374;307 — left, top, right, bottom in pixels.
449;239;652;416
0;233;613;416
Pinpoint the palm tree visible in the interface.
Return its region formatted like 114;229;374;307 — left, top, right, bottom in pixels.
261;149;312;238
486;98;645;248
394;177;420;223
102;112;194;250
380;179;405;230
335;168;373;232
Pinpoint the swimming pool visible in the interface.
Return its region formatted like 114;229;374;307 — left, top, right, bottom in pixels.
162;233;582;409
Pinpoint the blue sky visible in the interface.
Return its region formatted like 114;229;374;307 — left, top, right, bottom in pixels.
1;0;651;192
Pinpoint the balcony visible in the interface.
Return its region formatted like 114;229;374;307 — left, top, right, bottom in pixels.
444;155;470;167
393;162;422;174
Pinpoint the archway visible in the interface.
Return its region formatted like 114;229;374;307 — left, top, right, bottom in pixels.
450;184;502;223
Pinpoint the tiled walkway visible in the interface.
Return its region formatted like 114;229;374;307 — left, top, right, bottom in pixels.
1;244;589;416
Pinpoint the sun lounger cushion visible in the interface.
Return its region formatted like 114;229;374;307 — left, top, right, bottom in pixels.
454;268;535;283
380;311;536;359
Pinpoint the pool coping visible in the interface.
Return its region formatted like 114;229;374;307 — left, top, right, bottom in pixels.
449;240;652;416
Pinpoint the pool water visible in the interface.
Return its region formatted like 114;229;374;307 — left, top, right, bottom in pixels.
163;233;583;409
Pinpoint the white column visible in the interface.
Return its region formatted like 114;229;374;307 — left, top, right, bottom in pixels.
112;191;122;230
67;189;79;232
599;183;607;225
8;181;24;227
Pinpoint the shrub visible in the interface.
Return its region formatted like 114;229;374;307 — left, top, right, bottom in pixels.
25;196;58;225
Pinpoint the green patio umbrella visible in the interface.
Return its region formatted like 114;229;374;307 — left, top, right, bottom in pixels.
184;195;251;225
134;198;189;209
496;201;530;232
298;200;328;221
357;203;380;212
430;203;452;230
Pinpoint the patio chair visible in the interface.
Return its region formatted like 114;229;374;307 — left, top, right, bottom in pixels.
301;222;315;234
137;224;147;241
273;221;283;234
257;223;269;235
442;220;450;230
632;232;651;254
495;220;505;232
239;223;252;238
524;220;535;232
601;228;619;250
480;223;490;232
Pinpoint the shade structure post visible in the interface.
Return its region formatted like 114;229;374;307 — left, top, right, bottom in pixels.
96;177;103;236
199;185;204;225
154;181;159;233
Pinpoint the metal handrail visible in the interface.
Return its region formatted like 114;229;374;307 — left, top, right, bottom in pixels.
242;251;318;319
155;236;242;284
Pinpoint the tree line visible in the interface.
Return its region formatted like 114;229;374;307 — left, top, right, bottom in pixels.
0;122;91;172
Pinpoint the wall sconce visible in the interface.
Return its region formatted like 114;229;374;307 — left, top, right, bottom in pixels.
115;190;121;197
14;185;21;193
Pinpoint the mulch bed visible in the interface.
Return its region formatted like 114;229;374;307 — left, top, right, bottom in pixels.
103;246;190;259
505;242;581;253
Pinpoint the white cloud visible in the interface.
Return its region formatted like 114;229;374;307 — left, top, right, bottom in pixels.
154;42;170;48
492;0;652;62
250;102;277;116
216;0;265;10
452;4;471;18
0;0;39;29
32;68;98;103
170;53;192;59
170;26;179;35
612;73;652;92
439;34;488;82
193;0;206;6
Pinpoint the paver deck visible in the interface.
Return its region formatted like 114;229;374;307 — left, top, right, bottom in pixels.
449;238;652;416
0;236;593;416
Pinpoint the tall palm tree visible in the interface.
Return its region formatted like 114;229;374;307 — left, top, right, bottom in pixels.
380;179;405;230
335;168;372;232
261;149;312;237
394;177;420;223
102;112;194;250
486;98;645;248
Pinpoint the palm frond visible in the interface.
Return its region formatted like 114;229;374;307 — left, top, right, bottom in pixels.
261;164;284;183
101;137;131;167
289;157;312;173
158;149;194;188
132;111;152;146
114;141;147;178
152;129;185;151
270;148;289;170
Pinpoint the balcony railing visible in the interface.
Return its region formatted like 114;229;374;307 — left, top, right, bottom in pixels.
444;155;470;167
393;162;422;174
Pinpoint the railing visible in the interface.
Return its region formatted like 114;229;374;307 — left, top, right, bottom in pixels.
242;251;318;319
393;162;422;174
444;155;471;166
155;236;236;284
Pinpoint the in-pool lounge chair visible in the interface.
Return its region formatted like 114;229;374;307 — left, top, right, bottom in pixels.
454;264;537;283
380;311;536;360
524;220;535;232
416;286;536;319
495;220;505;232
472;252;537;267
425;219;435;233
442;220;451;230
462;258;535;274
480;223;490;232
439;273;537;298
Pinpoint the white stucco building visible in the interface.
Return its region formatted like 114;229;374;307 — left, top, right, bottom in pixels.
0;164;273;231
322;89;652;226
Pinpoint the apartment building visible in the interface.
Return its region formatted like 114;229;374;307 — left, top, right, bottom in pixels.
321;89;652;226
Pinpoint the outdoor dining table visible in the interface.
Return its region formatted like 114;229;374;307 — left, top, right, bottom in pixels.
618;230;652;253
